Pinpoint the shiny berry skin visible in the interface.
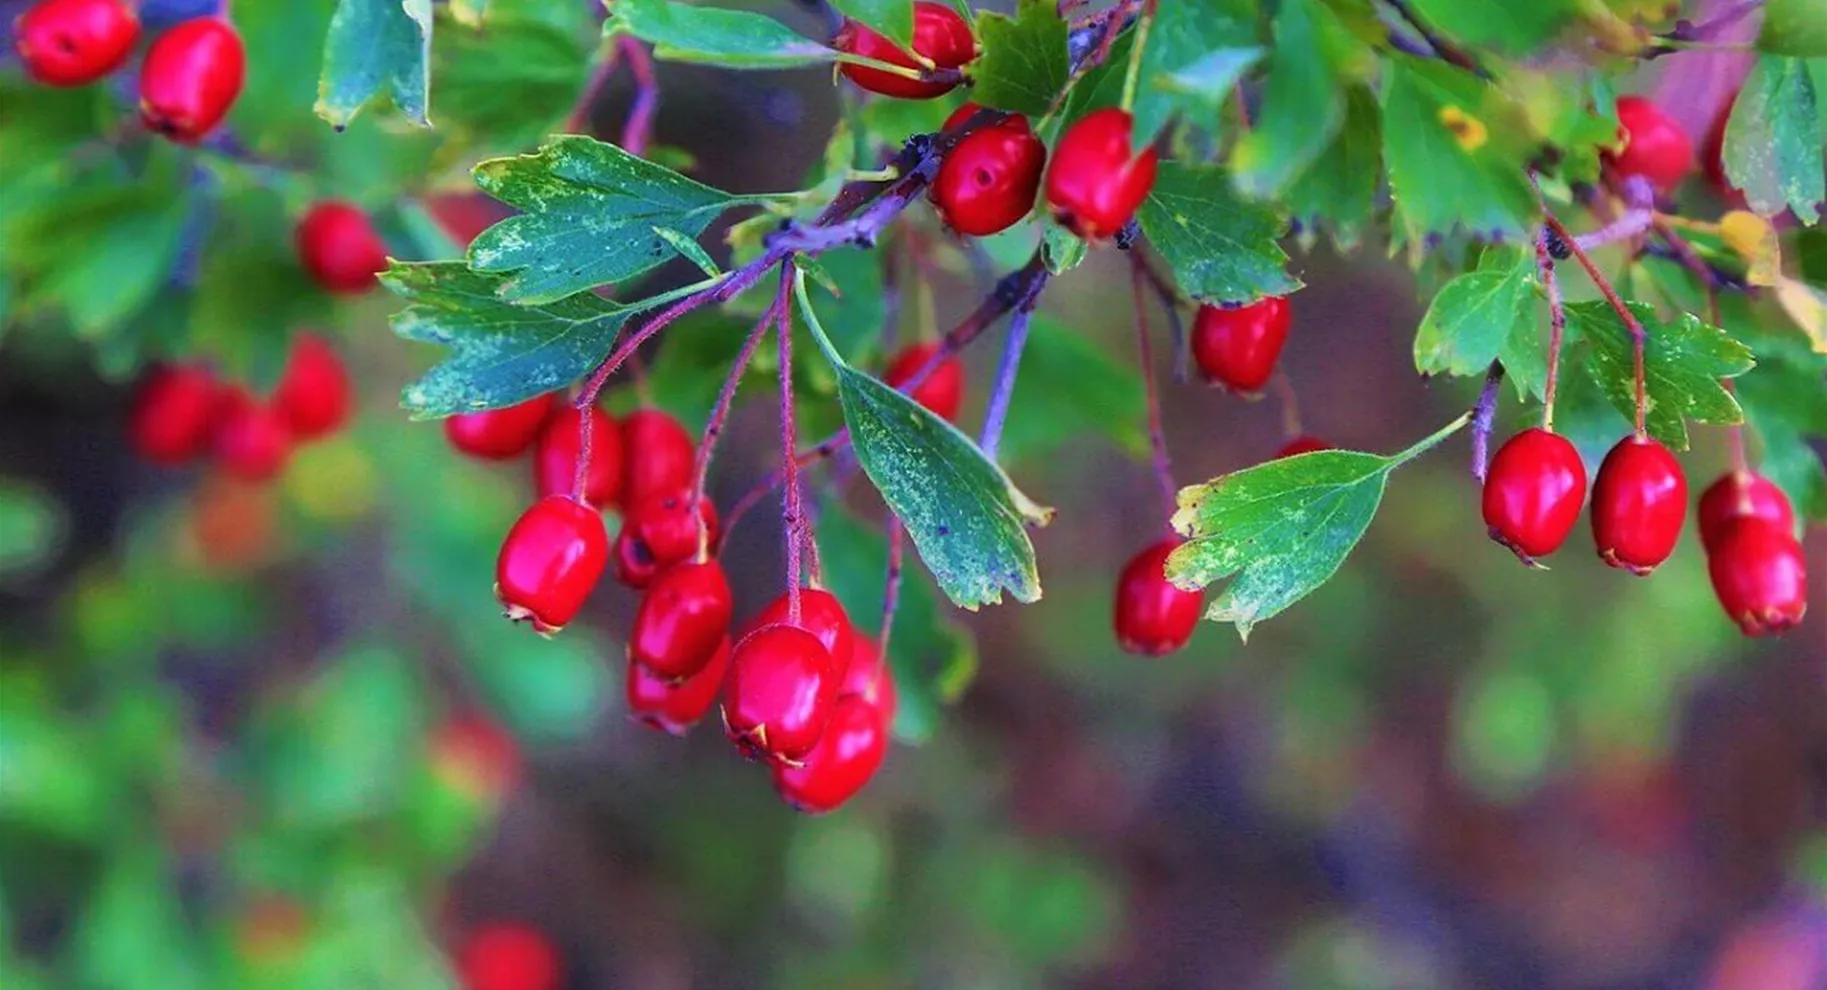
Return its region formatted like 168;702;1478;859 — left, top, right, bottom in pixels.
533;406;623;507
495;495;609;636
833;2;974;100
1698;470;1794;552
444;394;558;461
1606;96;1695;194
1192;296;1293;395
882;342;964;422
840;634;897;724
771;694;887;814
723;624;834;764
1591;435;1688;575
1706;519;1809;637
1276;435;1332;458
1482;428;1587;563
455;922;562;990
628;560;733;681
613;489;719;589
619;409;695;511
14;0;139;87
128;363;220;466
1113;540;1203;656
627;635;731;736
138;16;245;144
211;388;292;482
932;104;1046;237
748;589;854;679
295;202;390;295
1044;108;1158;240
271;333;351;440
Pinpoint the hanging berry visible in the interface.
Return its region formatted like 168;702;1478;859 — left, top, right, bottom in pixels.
882;342;965;422
532;406;623;507
1044;108;1158;240
1590;435;1687;575
1706;519;1809;637
295;202;390;295
626;635;733;735
628;560;733;681
128;363;221;466
771;694;887;813
1191;296;1293;395
833;2;974;100
14;0;140;87
495;495;610;636
613;490;719;589
1482;428;1587;563
1605;96;1695;194
723;623;834;763
138;16;245;143
444;394;559;461
271;333;352;441
1113;540;1203;656
931;104;1046;237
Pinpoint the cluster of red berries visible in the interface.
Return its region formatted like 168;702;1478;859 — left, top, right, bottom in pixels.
15;0;246;143
832;2;1158;241
128;333;351;481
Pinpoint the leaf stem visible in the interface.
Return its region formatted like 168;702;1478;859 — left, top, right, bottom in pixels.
1118;0;1157;112
1392;410;1474;468
1542;209;1648;438
1129;254;1178;525
1471;360;1505;482
1271;371;1303;438
1533;225;1568;433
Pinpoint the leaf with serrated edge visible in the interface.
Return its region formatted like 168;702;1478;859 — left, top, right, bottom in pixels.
1723;56;1824;224
970;0;1070;117
317;0;433;128
1285;87;1382;250
1569;302;1755;450
605;0;835;68
1381;60;1538;243
1167;416;1468;640
1413;247;1535;377
467;135;737;304
1138;162;1300;305
1230;0;1342;199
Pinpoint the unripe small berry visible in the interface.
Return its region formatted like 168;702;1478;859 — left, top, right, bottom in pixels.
723;623;834;764
212;387;293;482
1113;540;1203;656
138;16;245;144
932;104;1046;237
295;202;390;295
14;0;140;87
1482;428;1587;563
533;406;623;507
619;409;695;510
444;394;559;461
628;560;733;681
627;635;731;736
1605;96;1695;194
1191;296;1293;395
1044;108;1158;240
771;694;887;814
455;922;562;990
128;362;221;466
1591;434;1687;575
833;2;974;100
613;489;719;589
495;495;609;636
271;333;351;441
882;342;964;422
1706;518;1808;637
1697;470;1794;552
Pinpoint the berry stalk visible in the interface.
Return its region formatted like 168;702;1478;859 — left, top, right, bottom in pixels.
776;265;805;623
1533;225;1569;432
880;516;905;657
1471;360;1506;482
1128;255;1178;525
689;277;792;557
1542;210;1649;438
977;278;1047;461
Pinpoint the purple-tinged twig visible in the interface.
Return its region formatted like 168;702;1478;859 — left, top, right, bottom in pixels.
617;36;659;156
1129;256;1178;524
1470;361;1505;481
1572;175;1656;252
1542;209;1646;437
879;517;905;654
1533;224;1569;433
689;279;789;555
1381;0;1488;77
777;265;805;622
977;278;1048;461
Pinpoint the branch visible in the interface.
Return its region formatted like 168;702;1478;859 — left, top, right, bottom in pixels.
1533;224;1569;433
1380;0;1488;78
978;287;1042;461
1471;361;1505;481
617;36;659;157
1129;254;1178;524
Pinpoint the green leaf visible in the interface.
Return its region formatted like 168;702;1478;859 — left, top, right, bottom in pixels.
1159;46;1264;122
70;847;207;990
1041;222;1087;274
1402;0;1581;55
1000;315;1147;463
970;0;1071;117
1736;355;1827;525
317;0;434;128
1381;59;1539;243
13;170;192;339
1412;247;1536;377
468;135;739;304
1723;56;1824;225
605;0;835;68
831;0;914;48
1060;2;1256;142
1283;86;1382;250
385;262;634;417
1230;0;1343;199
1568;302;1756;450
0;680;112;841
1137;162;1300;305
432;8;593;155
0;481;62;579
1758;0;1827;57
1167;415;1469;640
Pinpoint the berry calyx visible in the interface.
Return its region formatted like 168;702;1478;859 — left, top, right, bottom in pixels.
931;104;1046;237
840;634;898;724
613;489;719;589
495;495;610;636
1591;434;1687;575
1698;470;1794;552
771;694;887;814
14;0;139;87
1044;108;1158;241
1191;296;1293;395
295;202;389;295
533;406;623;507
833;2;974;100
723;624;834;764
1276;435;1332;458
1605;96;1695;194
619;409;695;511
211;388;293;482
1706;518;1809;637
128;362;221;466
455;922;562;990
747;589;855;680
1482;428;1587;564
444;394;558;461
1113;540;1203;656
628;559;733;681
627;635;731;736
271;333;351;441
882;341;964;422
138;16;245;144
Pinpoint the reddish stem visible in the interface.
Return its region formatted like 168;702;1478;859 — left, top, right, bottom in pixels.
689;283;788;556
1129;256;1178;526
1543;211;1648;438
617;36;659;157
777;266;805;624
1270;371;1303;437
1533;227;1568;433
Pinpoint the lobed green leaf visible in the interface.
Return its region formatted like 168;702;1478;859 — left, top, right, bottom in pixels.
1723;56;1825;225
1381;60;1539;244
970;0;1071;117
317;0;434;128
1569;302;1756;450
605;0;836;68
1138;162;1300;305
1412;247;1536;378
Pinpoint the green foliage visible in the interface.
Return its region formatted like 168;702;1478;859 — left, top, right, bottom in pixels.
970;0;1072;117
606;0;836;68
1758;0;1827;57
1001;315;1147;464
317;0;435;128
432;5;595;156
1230;0;1345;199
1381;60;1539;243
1723;56;1825;224
1412;247;1537;379
1567;302;1755;450
1138;162;1299;305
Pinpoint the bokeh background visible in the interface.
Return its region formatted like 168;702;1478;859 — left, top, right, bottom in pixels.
3;2;1826;988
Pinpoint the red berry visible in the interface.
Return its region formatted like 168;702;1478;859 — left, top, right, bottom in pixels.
1113;540;1203;656
444;394;558;461
137;16;244;144
613;489;719;589
1043;108;1158;241
833;2;974;100
128;363;220;466
747;589;855;679
429;713;522;804
932;104;1046;237
1706;518;1809;637
1276;435;1331;458
1698;470;1795;552
840;634;898;725
211;387;292;482
619;409;695;510
295;201;389;295
628;560;733;681
455;922;562;990
882;342;964;422
1191;296;1293;395
533;406;623;507
771;694;887;814
271;333;351;441
723;624;833;763
627;635;731;736
1606;96;1695;194
14;0;139;87
422;191;506;248
495;495;609;636
1591;434;1687;575
1482;428;1587;563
